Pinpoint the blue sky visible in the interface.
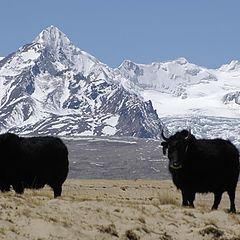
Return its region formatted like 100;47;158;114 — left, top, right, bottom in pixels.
0;0;240;68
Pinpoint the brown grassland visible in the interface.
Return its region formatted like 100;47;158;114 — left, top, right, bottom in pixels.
0;179;240;240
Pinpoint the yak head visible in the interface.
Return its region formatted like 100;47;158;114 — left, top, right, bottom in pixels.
161;129;193;170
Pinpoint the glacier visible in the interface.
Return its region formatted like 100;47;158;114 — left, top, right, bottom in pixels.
115;57;240;147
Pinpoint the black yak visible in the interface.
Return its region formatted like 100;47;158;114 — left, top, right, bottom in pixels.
161;129;239;213
0;133;69;198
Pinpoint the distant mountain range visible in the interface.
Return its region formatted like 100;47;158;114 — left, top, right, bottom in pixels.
116;55;240;145
1;25;240;140
0;26;161;138
118;57;240;119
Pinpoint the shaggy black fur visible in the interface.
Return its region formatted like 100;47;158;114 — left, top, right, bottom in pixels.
161;130;239;213
0;133;69;198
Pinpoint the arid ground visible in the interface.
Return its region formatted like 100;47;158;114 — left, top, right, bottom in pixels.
0;179;240;240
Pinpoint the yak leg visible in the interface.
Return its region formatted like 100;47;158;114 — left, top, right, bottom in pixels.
212;191;223;211
49;182;62;198
12;181;24;194
0;184;10;192
188;192;195;208
181;189;188;206
53;185;62;198
227;188;236;213
181;189;195;207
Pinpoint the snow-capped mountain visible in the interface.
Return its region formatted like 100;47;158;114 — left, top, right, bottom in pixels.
116;58;240;118
219;60;240;72
116;58;217;96
0;26;162;138
1;25;240;143
115;58;240;147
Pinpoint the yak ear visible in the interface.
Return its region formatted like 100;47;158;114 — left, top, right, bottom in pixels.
161;141;168;155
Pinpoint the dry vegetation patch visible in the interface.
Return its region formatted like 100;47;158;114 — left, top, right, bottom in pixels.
0;179;240;239
98;223;119;237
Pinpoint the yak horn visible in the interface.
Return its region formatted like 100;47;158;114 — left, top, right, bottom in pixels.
185;129;191;140
161;129;169;141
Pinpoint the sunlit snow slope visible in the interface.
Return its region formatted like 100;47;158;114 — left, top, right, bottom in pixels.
116;58;240;146
117;58;240;118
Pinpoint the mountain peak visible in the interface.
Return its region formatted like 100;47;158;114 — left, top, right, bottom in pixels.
31;25;102;74
174;57;188;65
34;25;71;48
119;59;137;69
219;60;240;72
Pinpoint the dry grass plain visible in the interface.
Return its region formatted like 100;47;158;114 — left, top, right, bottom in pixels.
0;179;240;240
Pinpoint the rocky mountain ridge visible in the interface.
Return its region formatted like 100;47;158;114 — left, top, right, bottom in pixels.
0;26;162;138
